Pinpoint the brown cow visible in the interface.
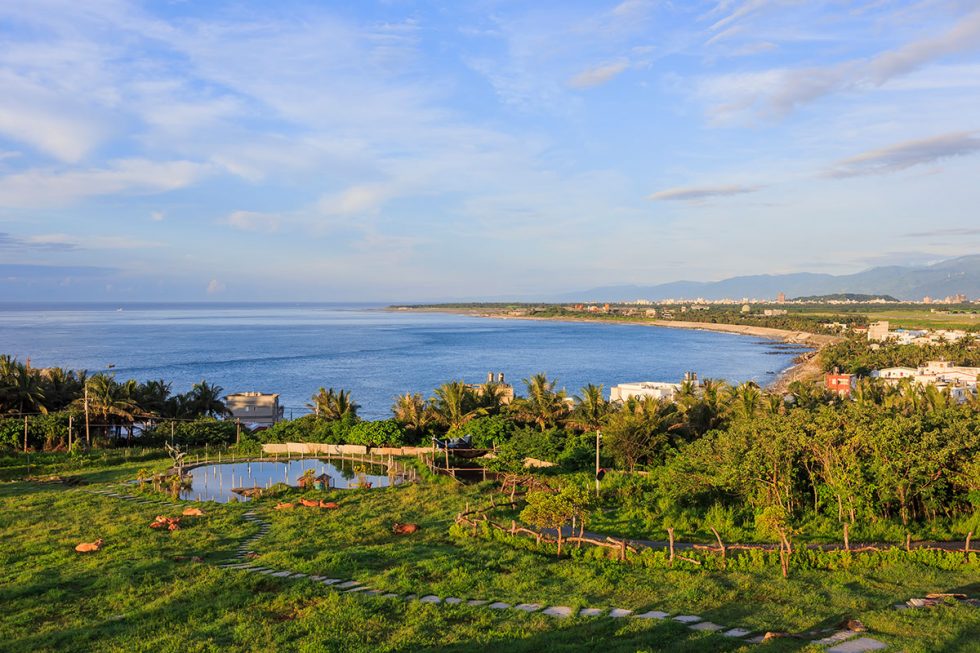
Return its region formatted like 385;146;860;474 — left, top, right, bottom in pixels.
319;501;339;509
392;522;419;535
75;538;104;553
182;507;205;517
274;502;294;510
299;498;320;508
150;515;181;530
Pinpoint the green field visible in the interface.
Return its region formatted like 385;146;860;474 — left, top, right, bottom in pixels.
1;452;978;652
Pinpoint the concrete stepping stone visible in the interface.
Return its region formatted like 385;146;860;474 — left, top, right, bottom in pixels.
309;575;324;581
363;590;381;596
744;635;766;644
336;581;361;589
488;602;511;609
542;606;573;618
722;628;752;638
346;586;371;593
609;609;633;618
579;608;604;617
634;610;669;620
290;572;307;578
382;593;400;599
826;638;888;653
444;597;463;605
673;615;702;623
690;622;723;632
515;603;542;612
270;571;293;577
419;595;441;603
816;631;859;646
320;578;341;585
467;599;488;606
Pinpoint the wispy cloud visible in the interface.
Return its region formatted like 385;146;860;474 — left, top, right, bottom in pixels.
903;227;980;238
0;232;77;251
0;159;209;207
700;9;980;120
827;131;980;178
568;60;630;88
648;184;760;201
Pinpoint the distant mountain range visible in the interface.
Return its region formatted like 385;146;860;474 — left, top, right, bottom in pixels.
556;255;980;302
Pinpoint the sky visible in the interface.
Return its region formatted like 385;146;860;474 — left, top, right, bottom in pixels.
1;0;979;302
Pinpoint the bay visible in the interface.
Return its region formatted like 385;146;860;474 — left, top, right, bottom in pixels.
0;302;805;420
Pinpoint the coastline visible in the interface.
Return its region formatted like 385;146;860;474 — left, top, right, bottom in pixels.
393;306;840;391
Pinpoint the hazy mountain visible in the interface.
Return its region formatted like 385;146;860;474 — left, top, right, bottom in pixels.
556;255;980;302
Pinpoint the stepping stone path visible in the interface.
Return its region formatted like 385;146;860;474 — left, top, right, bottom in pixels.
673;615;702;624
634;610;669;620
83;485;890;650
690;622;724;632
826;638;888;653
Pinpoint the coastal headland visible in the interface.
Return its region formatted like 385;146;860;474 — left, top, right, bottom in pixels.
393;305;842;391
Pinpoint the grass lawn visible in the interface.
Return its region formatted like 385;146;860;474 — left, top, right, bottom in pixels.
1;454;978;652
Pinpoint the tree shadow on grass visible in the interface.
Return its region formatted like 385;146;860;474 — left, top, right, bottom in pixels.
404;617;813;653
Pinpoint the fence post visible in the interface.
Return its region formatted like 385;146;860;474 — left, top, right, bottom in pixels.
668;528;675;566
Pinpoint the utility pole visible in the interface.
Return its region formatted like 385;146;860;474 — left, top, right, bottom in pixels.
84;385;91;448
595;429;602;497
24;415;28;453
68;414;73;452
236;419;241;445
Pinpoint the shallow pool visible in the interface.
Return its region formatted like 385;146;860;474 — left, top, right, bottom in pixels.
180;458;398;503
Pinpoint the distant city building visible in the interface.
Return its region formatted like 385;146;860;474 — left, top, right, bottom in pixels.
867;321;890;342
224;392;284;426
871;360;980;402
777;292;786;303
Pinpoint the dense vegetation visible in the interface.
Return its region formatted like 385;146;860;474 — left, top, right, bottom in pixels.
822;334;980;375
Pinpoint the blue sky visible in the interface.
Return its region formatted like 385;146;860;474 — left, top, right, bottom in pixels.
1;0;979;301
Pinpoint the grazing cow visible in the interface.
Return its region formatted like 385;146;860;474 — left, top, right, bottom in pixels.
75;538;104;553
182;507;205;517
274;502;294;510
150;515;181;530
299;498;320;508
319;501;339;509
392;522;419;535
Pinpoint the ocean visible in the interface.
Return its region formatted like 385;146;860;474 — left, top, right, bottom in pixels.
0;303;806;420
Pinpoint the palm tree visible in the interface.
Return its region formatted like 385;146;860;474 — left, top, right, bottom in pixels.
567;384;609;433
391;392;433;436
137;379;172;416
512;373;569;431
5;365;47;415
185;380;230;418
77;374;139;440
308;387;359;421
731;381;762;419
430;381;481;431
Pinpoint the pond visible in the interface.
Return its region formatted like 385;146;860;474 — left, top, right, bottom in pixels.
180;458;399;503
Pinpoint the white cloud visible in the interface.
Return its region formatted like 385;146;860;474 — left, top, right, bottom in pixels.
0;159;210;208
699;9;980;120
648;185;760;201
225;210;281;233
206;279;226;294
827;131;980;178
150;210;165;222
568;60;630;88
25;233;162;250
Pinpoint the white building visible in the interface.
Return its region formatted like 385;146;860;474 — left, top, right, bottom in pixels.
871;360;980;402
610;372;699;403
224;392;284;427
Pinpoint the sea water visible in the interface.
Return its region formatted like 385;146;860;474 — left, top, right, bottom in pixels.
0;303;806;419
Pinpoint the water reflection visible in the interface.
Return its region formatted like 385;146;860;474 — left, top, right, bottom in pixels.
181;458;397;503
